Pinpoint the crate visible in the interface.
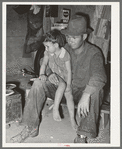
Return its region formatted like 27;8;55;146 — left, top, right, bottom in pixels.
6;90;22;124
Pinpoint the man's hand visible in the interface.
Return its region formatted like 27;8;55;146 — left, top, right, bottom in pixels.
48;73;59;85
77;92;91;118
39;74;47;81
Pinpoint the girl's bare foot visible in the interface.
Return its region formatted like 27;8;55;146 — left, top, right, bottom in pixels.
53;108;61;121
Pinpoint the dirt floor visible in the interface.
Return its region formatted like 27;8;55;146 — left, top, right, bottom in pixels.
5;102;110;146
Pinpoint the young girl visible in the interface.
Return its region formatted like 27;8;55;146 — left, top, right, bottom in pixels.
39;29;77;130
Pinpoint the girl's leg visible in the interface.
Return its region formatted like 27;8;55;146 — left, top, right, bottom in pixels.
65;91;78;130
53;77;66;121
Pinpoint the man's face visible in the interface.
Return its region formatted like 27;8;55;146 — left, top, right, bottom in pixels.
66;35;84;49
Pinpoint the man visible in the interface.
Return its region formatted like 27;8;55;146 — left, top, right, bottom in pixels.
11;14;107;143
61;14;107;143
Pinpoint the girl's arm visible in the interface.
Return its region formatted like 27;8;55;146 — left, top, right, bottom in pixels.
39;53;49;76
65;60;72;91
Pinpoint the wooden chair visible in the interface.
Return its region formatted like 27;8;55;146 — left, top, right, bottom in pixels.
100;101;110;129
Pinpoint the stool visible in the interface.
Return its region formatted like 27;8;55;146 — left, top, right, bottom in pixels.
100;103;110;129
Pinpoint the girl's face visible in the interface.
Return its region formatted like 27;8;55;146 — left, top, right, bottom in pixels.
43;42;56;54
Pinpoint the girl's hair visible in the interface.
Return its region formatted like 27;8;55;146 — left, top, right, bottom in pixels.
43;29;66;48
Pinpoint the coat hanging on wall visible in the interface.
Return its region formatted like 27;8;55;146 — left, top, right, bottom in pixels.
22;5;44;57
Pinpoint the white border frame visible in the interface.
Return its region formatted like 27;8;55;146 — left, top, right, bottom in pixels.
2;2;120;147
